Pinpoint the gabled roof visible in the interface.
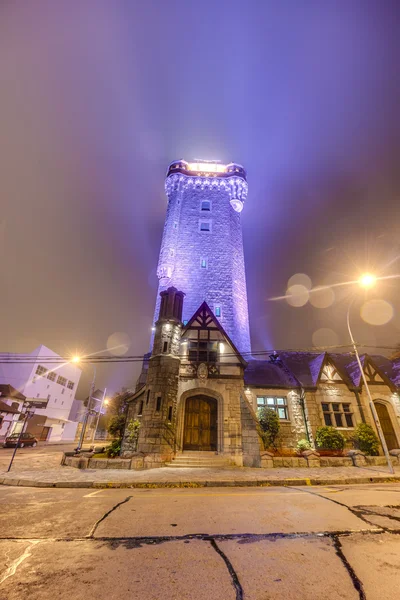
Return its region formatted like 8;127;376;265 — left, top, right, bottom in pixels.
0;399;21;414
278;352;322;388
244;359;300;388
182;302;247;366
0;384;26;402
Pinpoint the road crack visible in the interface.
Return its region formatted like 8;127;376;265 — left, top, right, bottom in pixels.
0;540;41;585
208;538;243;600
87;495;133;538
332;535;366;600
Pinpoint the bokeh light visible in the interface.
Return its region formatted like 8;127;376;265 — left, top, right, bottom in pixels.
360;299;394;326
309;286;335;309
286;284;310;307
312;328;340;347
287;273;312;291
106;332;131;356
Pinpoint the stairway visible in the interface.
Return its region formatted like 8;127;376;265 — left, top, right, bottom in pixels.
165;451;235;468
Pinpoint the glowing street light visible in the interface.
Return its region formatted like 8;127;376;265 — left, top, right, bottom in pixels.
358;273;377;289
347;273;394;474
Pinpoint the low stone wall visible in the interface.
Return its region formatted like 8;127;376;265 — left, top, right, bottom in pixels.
62;450;400;470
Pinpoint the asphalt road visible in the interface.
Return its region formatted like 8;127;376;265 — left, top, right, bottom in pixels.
1;484;400;599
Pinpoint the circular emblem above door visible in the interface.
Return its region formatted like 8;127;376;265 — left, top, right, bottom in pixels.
197;363;208;380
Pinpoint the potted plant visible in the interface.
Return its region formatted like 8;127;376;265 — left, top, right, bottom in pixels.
315;426;346;456
296;438;312;454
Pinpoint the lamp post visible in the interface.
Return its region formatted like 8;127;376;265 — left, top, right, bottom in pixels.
92;390;108;442
347;274;394;474
72;356;96;452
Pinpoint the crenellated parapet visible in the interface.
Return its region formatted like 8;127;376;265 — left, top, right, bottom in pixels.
165;159;248;213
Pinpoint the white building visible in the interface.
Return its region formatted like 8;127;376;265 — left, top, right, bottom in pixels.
0;345;82;442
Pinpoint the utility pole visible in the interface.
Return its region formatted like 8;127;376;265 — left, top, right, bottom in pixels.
76;366;96;452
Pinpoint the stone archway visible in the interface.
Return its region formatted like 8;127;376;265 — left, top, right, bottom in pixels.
375;401;399;450
183;395;218;451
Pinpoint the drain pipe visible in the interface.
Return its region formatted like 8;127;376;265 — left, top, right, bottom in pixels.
353;389;366;423
299;388;312;444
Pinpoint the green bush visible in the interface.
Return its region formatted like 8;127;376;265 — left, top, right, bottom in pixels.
106;439;121;458
258;407;280;450
351;423;380;456
296;439;311;453
315;426;345;451
108;415;126;438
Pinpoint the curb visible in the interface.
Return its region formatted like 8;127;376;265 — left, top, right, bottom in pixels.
1;476;400;489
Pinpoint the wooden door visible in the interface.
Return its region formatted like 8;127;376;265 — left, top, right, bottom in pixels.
375;402;398;450
39;427;51;441
183;396;217;450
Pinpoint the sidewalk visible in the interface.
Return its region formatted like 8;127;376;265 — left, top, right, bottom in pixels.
1;464;400;488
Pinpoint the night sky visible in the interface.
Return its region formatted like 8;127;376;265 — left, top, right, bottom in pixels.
1;1;400;397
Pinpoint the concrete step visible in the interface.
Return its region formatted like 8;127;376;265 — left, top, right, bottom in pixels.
165;453;234;468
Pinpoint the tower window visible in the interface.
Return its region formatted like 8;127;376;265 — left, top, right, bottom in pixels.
162;341;168;353
201;200;211;211
169;248;175;257
199;220;211;232
167;405;173;422
146;389;151;405
156;396;162;412
173;222;178;229
138;401;144;416
200;258;208;269
215;306;222;318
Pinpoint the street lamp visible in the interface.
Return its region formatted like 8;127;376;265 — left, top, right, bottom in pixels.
92;392;109;442
72;356;97;452
347;273;394;474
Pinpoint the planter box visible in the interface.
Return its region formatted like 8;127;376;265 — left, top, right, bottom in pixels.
316;449;344;457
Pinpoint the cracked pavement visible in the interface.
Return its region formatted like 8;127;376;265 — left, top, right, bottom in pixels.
1;484;400;599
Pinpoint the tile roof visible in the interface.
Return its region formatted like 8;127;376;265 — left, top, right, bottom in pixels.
244;359;300;388
244;352;400;390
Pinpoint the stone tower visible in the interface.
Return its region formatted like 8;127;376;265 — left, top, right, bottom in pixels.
154;159;251;354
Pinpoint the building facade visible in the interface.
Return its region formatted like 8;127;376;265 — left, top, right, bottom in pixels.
0;345;82;441
121;159;400;467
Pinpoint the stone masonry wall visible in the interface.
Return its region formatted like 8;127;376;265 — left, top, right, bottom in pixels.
154;174;251;354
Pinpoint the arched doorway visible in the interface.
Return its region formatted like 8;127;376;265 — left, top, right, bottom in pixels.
375;402;398;450
183;395;218;451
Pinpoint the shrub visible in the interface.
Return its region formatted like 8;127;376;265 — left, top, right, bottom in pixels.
315;426;345;451
258;407;280;450
108;415;126;439
106;439;121;458
296;439;311;453
351;423;380;456
126;418;141;450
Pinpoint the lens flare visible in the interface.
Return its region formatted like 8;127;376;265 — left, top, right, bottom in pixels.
309;286;335;309
106;332;131;356
312;328;340;347
360;299;394;326
286;284;309;307
288;273;312;291
358;273;377;289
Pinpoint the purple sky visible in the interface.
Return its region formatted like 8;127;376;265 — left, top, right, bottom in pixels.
1;1;400;397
